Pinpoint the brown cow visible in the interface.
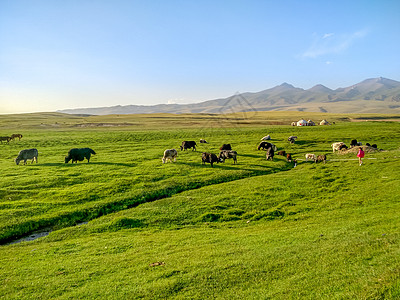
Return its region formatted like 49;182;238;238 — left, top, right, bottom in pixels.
10;134;23;141
316;154;327;164
277;150;286;156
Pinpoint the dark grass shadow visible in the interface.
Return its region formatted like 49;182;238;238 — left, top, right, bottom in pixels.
289;140;316;146
177;160;284;173
90;162;136;167
239;153;262;158
38;162;136;167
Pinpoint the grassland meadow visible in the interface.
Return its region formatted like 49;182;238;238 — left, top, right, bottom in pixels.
0;112;399;299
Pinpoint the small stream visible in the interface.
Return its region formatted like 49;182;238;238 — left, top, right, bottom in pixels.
4;222;88;245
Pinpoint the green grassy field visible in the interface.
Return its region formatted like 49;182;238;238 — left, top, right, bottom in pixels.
0;112;399;299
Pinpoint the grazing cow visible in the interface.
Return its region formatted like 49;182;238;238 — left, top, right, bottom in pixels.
305;153;317;162
258;141;270;150
201;152;219;167
261;135;271;140
0;136;11;143
371;144;377;149
65;148;96;163
257;141;277;151
219;144;232;151
350;139;358;148
316;154;327;164
286;153;292;162
199;139;208;143
338;144;348;151
266;147;274;161
218;150;238;164
15;148;38;165
277;150;286;157
351;141;362;147
331;142;345;153
288;136;297;144
162;149;177;163
365;143;371;146
10;134;23;141
180;141;197;151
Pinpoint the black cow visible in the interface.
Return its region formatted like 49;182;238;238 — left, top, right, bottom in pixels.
218;150;237;164
0;136;11;143
180;141;197;151
338;144;348;151
219;144;232;151
288;136;297;144
350;139;358;147
201;152;219;167
258;141;272;150
266;147;274;161
65;148;96;163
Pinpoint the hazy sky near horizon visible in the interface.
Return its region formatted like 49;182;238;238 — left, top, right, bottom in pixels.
1;0;399;114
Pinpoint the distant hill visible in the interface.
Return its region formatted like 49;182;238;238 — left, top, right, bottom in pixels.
57;77;400;115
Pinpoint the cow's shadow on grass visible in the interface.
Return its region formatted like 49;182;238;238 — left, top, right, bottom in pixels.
239;153;261;159
290;140;317;146
38;162;136;167
177;160;277;172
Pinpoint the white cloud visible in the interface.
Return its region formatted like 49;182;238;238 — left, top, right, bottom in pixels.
326;61;333;65
302;29;368;58
323;33;334;39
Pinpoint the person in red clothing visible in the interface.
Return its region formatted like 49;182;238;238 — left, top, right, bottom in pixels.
357;147;365;166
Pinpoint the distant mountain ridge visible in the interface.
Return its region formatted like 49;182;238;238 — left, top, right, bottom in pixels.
57;77;400;115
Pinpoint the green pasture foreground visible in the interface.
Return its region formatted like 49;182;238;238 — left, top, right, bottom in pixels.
0;113;400;298
1;150;400;299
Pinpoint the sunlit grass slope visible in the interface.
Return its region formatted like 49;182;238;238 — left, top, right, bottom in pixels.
1;149;399;299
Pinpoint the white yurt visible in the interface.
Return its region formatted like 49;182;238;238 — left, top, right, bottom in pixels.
320;119;330;125
297;119;308;126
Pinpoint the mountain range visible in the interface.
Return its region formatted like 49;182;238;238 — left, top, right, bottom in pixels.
57;77;400;115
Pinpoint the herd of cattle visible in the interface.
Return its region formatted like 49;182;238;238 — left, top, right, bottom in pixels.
162;136;378;167
6;133;377;167
164;138;298;167
164;138;311;167
163;141;238;167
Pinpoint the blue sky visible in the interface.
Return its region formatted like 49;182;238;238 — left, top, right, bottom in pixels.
1;0;399;113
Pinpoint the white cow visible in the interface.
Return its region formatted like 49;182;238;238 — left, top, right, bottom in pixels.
331;142;345;153
15;148;38;165
162;149;178;163
261;135;271;140
305;153;316;162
